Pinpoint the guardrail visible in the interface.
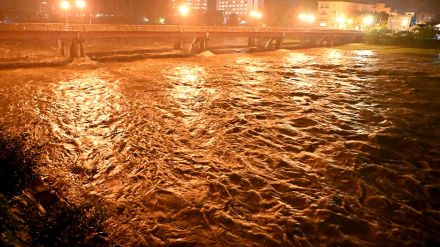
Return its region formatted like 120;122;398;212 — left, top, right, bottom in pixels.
0;23;362;34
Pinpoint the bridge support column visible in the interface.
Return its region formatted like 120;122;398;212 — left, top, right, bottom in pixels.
177;34;209;55
275;35;285;49
248;37;255;47
67;34;86;61
58;39;65;57
174;39;182;50
68;38;79;61
256;37;272;50
189;36;209;54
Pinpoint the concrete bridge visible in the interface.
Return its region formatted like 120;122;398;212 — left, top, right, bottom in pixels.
0;23;363;60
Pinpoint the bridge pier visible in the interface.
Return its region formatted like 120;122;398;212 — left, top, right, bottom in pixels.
275;36;284;49
174;39;182;50
248;36;284;50
57;39;65;57
174;34;209;55
248;37;255;47
67;36;86;61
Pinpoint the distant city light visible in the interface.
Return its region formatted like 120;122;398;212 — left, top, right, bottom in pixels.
401;19;408;27
299;13;315;23
347;18;354;24
60;0;71;10
159;17;165;24
363;15;374;26
336;16;346;24
250;10;263;19
179;5;190;16
75;0;86;9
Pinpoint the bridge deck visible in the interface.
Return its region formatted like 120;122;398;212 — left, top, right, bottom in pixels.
0;23;361;34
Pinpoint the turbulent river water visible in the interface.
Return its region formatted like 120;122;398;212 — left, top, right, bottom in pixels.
0;47;439;246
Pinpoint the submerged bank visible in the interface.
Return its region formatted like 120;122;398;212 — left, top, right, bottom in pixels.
337;43;440;56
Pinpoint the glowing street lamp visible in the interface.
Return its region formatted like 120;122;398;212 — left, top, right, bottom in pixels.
75;0;86;9
249;10;263;26
179;5;190;17
75;0;86;23
335;15;346;29
250;10;263;19
401;19;408;30
60;0;71;10
179;5;189;26
60;0;71;24
299;13;315;26
306;14;315;23
363;15;374;26
335;16;345;24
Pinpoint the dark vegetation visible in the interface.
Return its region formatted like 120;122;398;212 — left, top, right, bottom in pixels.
0;132;112;246
365;26;440;48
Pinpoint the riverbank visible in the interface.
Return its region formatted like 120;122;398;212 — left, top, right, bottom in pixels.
337;43;440;56
0;133;112;246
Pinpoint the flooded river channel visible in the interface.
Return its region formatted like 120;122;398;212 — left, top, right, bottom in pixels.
0;46;439;246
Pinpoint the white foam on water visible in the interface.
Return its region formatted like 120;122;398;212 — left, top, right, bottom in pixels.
196;50;215;57
67;57;98;66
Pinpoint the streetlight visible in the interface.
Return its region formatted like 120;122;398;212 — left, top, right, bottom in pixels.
179;5;189;26
401;19;408;30
250;10;263;19
335;15;346;29
299;13;315;26
60;0;71;24
363;15;374;26
75;0;86;9
75;0;86;24
306;14;315;23
249;10;263;26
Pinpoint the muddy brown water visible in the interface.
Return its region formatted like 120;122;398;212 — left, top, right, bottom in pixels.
0;48;439;246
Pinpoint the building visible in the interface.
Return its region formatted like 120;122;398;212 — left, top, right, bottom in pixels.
170;0;209;11
388;12;416;31
317;1;393;30
216;0;264;17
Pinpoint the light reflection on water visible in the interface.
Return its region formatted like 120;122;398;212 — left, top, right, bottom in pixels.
46;73;125;190
167;65;215;126
324;49;344;65
0;48;439;246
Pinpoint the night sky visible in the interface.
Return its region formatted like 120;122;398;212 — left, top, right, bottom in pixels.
360;0;440;12
0;0;439;16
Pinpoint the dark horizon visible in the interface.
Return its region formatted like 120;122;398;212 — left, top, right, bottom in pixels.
0;0;439;13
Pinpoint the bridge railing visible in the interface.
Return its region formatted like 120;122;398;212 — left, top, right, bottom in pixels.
0;23;362;34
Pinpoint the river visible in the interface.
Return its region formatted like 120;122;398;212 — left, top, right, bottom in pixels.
0;46;439;246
